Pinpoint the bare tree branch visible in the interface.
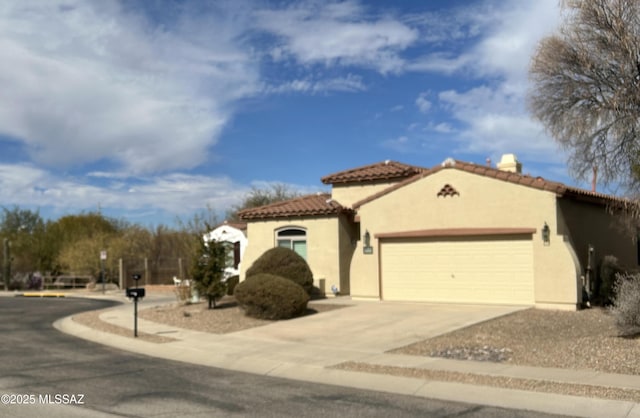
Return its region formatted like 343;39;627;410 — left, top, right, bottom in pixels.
529;0;640;191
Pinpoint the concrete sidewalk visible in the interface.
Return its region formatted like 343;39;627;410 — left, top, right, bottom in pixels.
7;290;640;417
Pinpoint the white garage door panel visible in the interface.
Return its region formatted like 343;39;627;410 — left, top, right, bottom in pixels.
381;238;534;304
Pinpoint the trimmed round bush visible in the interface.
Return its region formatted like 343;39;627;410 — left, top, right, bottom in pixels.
234;273;309;320
246;247;313;294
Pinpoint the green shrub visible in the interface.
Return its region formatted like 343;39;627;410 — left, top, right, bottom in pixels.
595;255;624;305
234;273;309;320
610;273;640;337
246;247;313;294
226;275;239;296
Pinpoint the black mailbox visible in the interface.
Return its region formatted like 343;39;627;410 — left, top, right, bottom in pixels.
126;288;145;299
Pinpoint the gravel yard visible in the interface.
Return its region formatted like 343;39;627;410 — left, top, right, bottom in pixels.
390;307;640;375
138;297;272;334
72;295;344;341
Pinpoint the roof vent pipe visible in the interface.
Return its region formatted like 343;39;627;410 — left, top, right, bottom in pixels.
592;166;597;192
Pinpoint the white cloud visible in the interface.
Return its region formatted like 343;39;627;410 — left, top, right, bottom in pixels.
407;52;473;75
408;1;560;82
264;74;366;94
0;1;260;176
381;135;411;153
438;86;559;160
425;122;455;134
254;0;417;74
249;180;326;196
407;0;564;164
403;4;491;43
0;162;250;217
415;92;432;114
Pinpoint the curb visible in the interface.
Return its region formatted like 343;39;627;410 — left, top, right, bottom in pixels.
17;292;66;298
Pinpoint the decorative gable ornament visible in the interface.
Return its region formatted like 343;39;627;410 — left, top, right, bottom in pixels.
437;184;459;197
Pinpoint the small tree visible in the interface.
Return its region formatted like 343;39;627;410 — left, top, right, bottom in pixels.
190;235;227;308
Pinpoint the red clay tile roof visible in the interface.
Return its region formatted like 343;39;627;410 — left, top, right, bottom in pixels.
240;159;629;221
238;193;353;220
214;220;247;230
561;185;630;205
352;159;628;208
321;160;424;184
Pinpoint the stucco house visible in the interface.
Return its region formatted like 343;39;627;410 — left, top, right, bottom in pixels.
238;155;636;310
203;221;247;279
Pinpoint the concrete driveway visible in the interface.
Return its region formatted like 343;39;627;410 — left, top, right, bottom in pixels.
233;299;527;353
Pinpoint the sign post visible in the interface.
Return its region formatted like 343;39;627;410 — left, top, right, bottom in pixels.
3;239;10;291
100;250;107;294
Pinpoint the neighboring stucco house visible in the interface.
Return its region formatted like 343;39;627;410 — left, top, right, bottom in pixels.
238;155;636;310
203;221;247;279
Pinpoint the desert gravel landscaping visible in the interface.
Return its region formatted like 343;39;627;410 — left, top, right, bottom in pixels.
390;307;640;375
72;295;345;341
138;297;273;333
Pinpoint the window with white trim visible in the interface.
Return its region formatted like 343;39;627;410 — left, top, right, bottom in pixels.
276;228;307;260
221;241;241;269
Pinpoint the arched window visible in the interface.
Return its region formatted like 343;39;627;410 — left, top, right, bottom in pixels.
276;227;307;260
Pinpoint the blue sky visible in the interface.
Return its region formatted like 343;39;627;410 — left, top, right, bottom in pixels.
0;0;581;227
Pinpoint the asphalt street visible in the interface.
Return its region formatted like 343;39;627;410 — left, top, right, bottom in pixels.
0;297;571;417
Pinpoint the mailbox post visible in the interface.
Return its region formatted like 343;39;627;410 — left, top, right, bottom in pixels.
125;274;145;337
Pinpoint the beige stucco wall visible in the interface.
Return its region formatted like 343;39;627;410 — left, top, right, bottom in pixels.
558;199;636;273
240;215;354;294
331;180;401;208
350;168;582;309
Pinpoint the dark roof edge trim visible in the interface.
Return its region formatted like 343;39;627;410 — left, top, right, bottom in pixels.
375;227;537;239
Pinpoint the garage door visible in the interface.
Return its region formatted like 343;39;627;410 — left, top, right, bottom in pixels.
380;236;534;305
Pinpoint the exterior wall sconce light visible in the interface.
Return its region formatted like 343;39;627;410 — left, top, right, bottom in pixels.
363;230;373;254
541;222;550;246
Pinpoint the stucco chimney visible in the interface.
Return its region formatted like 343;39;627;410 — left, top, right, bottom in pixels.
497;154;522;174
